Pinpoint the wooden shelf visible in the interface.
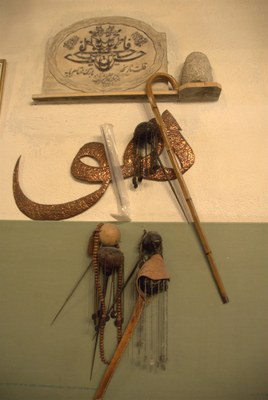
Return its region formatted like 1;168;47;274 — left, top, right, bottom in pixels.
32;82;221;103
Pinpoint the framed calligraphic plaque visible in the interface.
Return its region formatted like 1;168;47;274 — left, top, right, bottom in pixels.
42;16;167;95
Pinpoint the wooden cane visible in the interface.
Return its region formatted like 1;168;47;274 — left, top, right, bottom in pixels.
146;72;229;304
93;295;145;400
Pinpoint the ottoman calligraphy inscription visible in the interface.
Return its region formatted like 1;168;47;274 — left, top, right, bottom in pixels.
44;17;167;93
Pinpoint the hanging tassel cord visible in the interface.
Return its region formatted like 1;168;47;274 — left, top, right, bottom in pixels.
91;258;143;342
146;72;229;304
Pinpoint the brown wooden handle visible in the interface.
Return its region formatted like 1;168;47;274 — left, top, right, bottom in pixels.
93;295;145;400
146;73;229;304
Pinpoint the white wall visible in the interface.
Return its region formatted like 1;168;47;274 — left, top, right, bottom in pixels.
0;0;267;222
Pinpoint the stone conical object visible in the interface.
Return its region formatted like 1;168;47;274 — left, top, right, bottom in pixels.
180;51;213;84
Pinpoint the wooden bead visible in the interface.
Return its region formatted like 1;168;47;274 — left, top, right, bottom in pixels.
99;223;121;246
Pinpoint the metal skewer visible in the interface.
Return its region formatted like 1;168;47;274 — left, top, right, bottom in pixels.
50;264;91;326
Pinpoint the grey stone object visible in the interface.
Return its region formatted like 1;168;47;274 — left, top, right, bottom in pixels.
180;52;213;85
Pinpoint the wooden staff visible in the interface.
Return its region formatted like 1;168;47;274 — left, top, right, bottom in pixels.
146;72;229;304
93;295;145;400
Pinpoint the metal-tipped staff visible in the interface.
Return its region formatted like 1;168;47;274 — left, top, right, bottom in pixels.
146;72;229;304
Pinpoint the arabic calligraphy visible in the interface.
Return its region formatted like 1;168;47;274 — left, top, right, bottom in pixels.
120;62;148;74
13;111;195;221
46;16;167;92
64;25;146;73
64;63;147;82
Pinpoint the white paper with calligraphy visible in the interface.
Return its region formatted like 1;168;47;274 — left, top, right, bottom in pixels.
43;16;167;94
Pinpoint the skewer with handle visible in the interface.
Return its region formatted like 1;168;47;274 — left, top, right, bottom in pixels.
146;72;229;304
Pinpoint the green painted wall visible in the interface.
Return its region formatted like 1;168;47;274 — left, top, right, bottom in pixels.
0;221;267;400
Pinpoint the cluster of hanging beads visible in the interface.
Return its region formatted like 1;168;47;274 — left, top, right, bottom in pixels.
133;277;169;371
132;121;161;188
91;224;124;366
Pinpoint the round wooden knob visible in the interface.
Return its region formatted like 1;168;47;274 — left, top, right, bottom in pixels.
99;223;121;246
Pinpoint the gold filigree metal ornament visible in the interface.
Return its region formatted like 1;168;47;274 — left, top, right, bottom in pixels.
13;110;195;220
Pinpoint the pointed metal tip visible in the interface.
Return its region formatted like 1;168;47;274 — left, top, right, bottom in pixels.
50;313;59;326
